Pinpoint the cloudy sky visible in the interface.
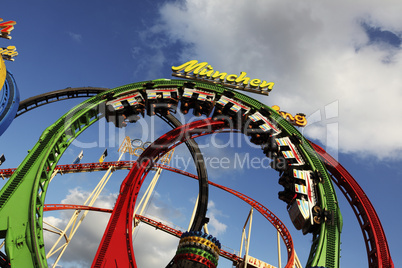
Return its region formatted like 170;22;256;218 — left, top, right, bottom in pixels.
0;0;401;267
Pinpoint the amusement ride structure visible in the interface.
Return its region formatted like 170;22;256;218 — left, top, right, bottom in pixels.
0;18;395;268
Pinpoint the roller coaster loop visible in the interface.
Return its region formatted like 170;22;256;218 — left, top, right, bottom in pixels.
2;78;393;267
0;79;338;267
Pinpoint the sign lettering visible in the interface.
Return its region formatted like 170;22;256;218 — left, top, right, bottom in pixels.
172;60;274;96
0;19;16;39
272;105;307;127
0;46;18;61
245;255;276;268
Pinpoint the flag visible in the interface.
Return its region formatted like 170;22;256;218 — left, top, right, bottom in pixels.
72;150;83;164
99;149;108;163
0;154;5;166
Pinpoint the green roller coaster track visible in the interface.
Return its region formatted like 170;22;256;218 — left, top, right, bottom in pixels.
0;79;341;267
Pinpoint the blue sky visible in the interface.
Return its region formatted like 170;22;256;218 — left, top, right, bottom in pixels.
1;1;401;267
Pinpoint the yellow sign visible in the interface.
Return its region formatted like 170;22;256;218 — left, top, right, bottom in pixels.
245;255;276;268
0;46;18;61
272;105;307;127
0;56;5;90
172;60;274;95
0;19;16;39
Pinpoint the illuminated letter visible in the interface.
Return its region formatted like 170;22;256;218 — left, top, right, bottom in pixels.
0;20;16;39
259;80;275;91
211;71;227;81
171;60;208;75
294;114;307;126
271;105;280;113
235;71;250;86
250;78;262;88
0;46;18;61
281;111;295;122
199;65;214;77
226;74;238;82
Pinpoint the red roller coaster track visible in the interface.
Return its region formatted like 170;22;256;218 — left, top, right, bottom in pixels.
310;142;394;268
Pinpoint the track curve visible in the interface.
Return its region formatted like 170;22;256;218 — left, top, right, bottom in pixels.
16;87;108;117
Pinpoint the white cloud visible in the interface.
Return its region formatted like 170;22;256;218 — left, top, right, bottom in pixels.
133;224;178;267
44;187;184;267
206;200;227;236
44;188;116;267
67;31;83;43
152;0;402;160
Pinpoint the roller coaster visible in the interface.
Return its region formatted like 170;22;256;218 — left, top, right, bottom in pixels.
0;78;394;268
